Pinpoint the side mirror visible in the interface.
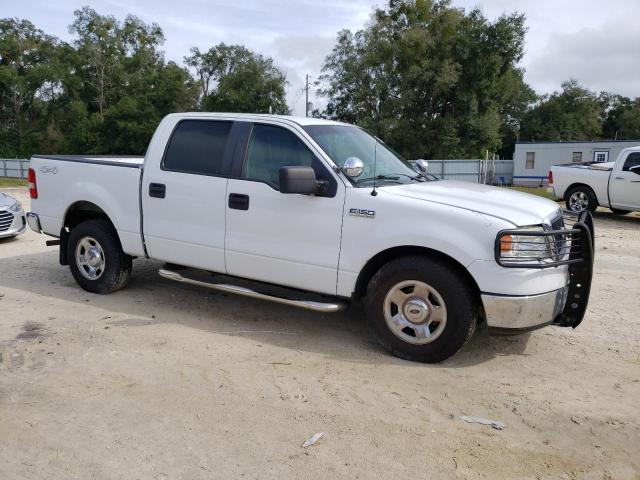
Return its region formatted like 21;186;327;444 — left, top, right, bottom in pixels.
279;166;319;195
413;159;429;173
630;165;640;175
343;157;364;178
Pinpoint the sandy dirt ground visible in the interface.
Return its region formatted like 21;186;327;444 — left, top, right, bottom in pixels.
1;187;639;480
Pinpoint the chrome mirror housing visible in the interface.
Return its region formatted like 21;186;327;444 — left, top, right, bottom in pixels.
413;159;429;173
343;157;364;178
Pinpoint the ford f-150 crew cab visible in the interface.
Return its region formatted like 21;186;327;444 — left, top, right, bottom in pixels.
26;113;594;362
549;146;640;214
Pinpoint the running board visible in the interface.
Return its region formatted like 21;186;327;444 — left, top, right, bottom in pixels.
158;269;348;313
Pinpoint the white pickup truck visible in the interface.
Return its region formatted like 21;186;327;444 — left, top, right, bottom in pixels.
549;146;640;214
26;113;594;362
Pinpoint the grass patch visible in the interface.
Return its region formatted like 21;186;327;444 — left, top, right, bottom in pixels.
507;186;557;201
0;178;27;188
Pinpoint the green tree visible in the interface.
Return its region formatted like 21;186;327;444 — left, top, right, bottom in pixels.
601;94;640;140
185;44;288;114
317;0;532;159
519;80;604;142
0;18;60;157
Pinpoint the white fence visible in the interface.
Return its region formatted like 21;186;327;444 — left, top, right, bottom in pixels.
1;157;514;185
1;159;30;179
425;159;513;185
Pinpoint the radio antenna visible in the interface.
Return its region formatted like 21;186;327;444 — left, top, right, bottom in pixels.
371;137;378;196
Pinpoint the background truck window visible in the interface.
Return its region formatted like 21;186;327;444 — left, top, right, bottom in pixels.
525;152;535;169
572;152;582;162
622;152;640;171
163;120;232;175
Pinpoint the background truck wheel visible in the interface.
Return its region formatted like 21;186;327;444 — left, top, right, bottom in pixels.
364;256;477;363
68;219;132;294
610;208;629;215
566;186;597;213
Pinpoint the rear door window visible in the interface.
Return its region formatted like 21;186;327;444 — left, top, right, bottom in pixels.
163;120;232;175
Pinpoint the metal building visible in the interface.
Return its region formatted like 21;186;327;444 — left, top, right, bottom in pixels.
513;140;640;186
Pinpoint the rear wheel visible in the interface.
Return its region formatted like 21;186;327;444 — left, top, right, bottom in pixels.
68;219;132;294
364;256;477;363
566;186;597;213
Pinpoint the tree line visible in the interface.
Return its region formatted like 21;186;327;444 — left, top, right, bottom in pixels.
1;1;639;160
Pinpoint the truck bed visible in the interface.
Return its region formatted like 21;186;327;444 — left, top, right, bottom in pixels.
29;154;145;257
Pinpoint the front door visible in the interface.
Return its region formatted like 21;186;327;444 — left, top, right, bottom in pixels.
610;151;640;210
225;123;345;295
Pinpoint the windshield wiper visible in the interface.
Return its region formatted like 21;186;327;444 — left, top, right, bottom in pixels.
356;173;425;185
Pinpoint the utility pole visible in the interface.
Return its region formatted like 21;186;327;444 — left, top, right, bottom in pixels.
305;74;309;117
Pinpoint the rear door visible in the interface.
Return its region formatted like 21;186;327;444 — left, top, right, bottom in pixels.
141;119;236;272
224;122;345;295
610;152;640;210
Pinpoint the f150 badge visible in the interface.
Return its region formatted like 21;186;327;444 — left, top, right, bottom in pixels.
349;208;375;218
39;166;58;175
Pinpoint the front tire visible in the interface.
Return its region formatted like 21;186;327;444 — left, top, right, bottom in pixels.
68;219;132;294
364;256;477;363
566;186;597;213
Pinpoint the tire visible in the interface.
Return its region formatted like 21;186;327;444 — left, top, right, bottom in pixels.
67;219;132;294
610;208;629;215
565;186;597;213
364;256;477;363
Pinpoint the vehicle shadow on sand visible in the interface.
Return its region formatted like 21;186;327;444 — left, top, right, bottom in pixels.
0;249;532;367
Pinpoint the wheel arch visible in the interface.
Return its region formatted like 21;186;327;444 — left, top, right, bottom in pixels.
60;201;119;265
565;183;597;201
352;246;482;303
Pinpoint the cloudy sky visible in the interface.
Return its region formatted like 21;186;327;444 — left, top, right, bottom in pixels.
2;0;639;115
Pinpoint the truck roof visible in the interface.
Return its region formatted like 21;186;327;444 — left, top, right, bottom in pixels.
163;112;350;127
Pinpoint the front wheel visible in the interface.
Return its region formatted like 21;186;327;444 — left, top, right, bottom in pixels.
364;256;477;363
68;219;132;294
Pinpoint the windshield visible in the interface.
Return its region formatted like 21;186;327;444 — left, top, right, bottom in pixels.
303;124;430;186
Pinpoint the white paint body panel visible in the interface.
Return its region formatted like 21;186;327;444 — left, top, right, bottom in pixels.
550;146;640;212
225;179;345;295
29;112;573;302
28;158;145;256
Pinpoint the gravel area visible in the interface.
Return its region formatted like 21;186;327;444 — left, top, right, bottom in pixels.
1;187;639;479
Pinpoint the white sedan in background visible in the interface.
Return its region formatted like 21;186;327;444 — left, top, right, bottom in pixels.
0;192;27;239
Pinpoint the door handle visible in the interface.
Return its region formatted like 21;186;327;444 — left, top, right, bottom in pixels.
229;193;249;210
615;176;624;180
149;183;166;198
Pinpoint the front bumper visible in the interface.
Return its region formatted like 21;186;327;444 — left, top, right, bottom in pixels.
484;210;595;334
483;287;568;334
0;209;27;238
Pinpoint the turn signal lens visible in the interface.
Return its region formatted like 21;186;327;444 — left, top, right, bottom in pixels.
500;235;513;252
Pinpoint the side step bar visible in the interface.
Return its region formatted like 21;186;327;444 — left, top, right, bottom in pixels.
158;269;348;313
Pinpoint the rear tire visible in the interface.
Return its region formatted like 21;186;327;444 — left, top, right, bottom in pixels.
364;256;477;363
68;219;132;294
565;186;597;213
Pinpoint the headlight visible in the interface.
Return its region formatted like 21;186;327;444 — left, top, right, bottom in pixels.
8;200;22;213
496;226;557;267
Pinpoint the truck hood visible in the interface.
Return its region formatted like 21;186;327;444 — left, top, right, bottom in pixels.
0;192;18;208
382;180;561;226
